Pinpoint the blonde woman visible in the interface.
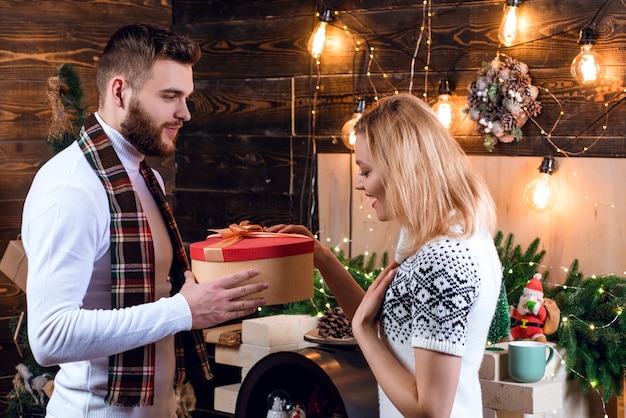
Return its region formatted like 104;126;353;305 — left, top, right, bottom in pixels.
270;93;502;417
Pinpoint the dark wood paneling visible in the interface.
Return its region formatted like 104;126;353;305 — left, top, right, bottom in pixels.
175;189;309;244
176;134;312;193
0;0;172;251
174;133;316;240
7;68;624;151
170;0;626;245
0;141;53;199
0;202;26;253
4;0;626;252
457;135;626;158
0;80;98;141
176;16;314;78
174;0;315;23
177;1;626;78
175;0;626;151
188;78;295;135
0;1;176;82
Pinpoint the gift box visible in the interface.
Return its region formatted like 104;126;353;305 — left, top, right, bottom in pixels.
0;238;28;292
190;222;314;306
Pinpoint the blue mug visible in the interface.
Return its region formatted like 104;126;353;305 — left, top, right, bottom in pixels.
508;341;555;383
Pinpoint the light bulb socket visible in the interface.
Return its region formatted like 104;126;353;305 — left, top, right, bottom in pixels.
318;8;334;23
438;79;452;95
505;0;521;6
539;156;555;175
578;27;595;45
354;97;367;113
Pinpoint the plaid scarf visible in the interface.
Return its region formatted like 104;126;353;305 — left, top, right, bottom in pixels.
77;114;211;407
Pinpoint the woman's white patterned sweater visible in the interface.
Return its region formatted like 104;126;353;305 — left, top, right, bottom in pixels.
377;227;502;417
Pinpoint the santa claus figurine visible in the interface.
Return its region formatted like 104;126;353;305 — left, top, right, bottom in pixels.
510;273;549;342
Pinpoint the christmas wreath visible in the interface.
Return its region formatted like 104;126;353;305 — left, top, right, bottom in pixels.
467;56;542;151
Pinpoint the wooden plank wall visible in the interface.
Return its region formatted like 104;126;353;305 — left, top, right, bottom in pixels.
2;0;626;252
172;0;626;245
0;1;173;252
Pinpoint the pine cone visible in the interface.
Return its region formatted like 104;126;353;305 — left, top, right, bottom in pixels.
317;307;354;339
500;113;516;133
526;100;542;117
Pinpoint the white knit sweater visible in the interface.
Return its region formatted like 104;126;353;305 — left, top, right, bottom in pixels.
378;226;502;417
22;114;192;418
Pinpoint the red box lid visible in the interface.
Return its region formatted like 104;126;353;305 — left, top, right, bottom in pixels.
190;235;314;262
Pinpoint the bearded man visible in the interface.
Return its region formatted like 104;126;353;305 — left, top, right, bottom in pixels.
22;23;267;417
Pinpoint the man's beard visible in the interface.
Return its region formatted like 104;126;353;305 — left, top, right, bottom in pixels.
120;99;176;157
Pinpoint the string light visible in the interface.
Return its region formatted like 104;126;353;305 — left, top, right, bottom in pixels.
432;79;460;131
570;28;605;86
550;349;609;417
364;45;399;99
341;98;367;150
422;1;432;101
498;0;521;47
524;156;558;212
340;25;399;102
408;0;432;97
526;88;626;157
308;9;334;60
305;2;622;161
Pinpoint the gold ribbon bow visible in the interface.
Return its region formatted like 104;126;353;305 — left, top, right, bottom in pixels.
207;220;272;248
203;220;309;262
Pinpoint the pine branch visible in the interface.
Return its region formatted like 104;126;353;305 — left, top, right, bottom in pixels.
546;267;626;401
46;64;87;155
495;232;547;305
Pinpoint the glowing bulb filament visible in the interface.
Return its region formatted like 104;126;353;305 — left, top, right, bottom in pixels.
570;29;605;86
341;114;361;149
437;103;453;128
530;175;552;209
309;21;327;59
433;95;456;129
498;3;519;47
580;50;598;83
524;157;557;212
524;166;557;213
432;80;459;131
341;99;366;150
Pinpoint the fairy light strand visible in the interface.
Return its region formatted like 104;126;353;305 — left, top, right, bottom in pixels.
408;0;432;97
550;349;609;418
422;0;432;101
302;8;325;229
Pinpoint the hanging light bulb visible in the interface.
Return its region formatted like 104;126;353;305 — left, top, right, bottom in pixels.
524;157;557;212
498;0;521;47
432;80;459;131
308;9;334;59
341;98;367;150
570;28;605;86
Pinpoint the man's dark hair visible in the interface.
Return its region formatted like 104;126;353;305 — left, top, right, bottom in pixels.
96;23;201;104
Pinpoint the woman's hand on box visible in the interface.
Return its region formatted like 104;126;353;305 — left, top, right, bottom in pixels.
265;223;365;319
265;224;328;262
180;269;267;329
265;223;314;238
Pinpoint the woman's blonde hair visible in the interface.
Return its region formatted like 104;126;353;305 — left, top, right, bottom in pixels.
354;93;496;257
